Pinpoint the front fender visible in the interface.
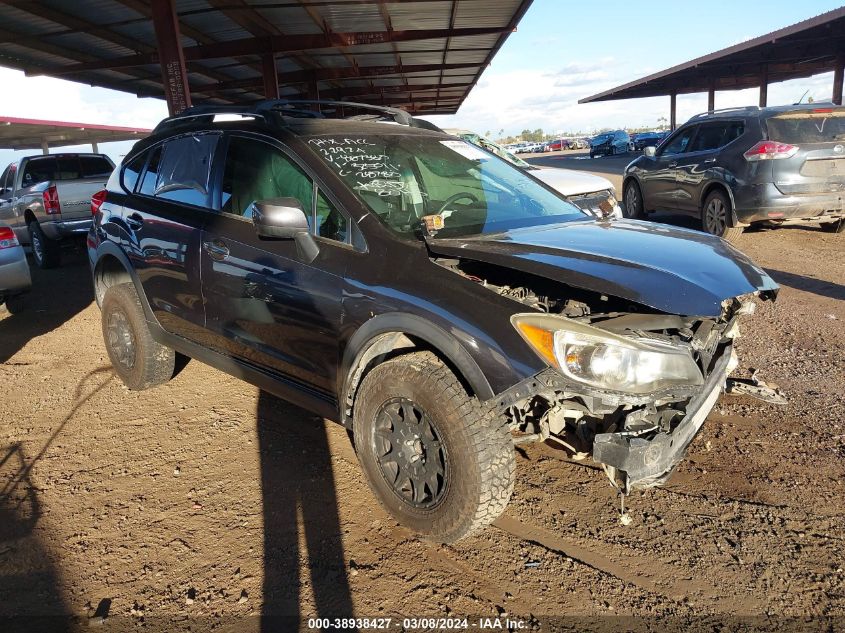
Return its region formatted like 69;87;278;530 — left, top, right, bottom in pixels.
339;312;496;423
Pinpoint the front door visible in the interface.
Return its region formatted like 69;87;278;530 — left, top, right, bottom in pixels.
641;125;698;211
200;134;355;398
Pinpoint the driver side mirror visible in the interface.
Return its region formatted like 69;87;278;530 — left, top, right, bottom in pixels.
644;146;657;158
250;197;320;263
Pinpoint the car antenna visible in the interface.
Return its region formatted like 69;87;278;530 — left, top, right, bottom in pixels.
795;89;809;105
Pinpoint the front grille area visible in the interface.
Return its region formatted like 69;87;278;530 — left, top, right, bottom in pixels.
569;190;616;216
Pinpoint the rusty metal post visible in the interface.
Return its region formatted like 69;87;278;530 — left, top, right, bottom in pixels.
759;64;768;107
670;91;677;130
151;0;192;115
833;54;844;106
262;54;279;99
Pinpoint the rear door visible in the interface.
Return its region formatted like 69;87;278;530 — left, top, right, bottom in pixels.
122;134;218;342
765;108;845;199
640;125;697;210
200;133;353;399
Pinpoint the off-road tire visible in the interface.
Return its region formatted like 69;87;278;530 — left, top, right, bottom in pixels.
623;180;646;220
353;351;515;543
820;219;845;234
101;282;175;390
702;190;744;242
28;221;61;269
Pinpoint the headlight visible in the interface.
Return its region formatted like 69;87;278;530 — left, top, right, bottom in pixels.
512;313;703;394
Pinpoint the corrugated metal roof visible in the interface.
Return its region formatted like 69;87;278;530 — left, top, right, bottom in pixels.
0;0;533;114
580;6;845;103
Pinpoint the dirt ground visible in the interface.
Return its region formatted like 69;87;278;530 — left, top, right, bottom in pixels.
1;208;843;631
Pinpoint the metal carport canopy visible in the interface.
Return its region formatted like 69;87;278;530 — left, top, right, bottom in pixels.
0;0;533;116
579;6;845;119
0;116;150;153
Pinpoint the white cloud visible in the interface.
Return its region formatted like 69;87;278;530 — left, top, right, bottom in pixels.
424;66;841;138
0;67;167;167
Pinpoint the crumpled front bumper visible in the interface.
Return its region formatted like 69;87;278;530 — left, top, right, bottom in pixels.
592;345;736;493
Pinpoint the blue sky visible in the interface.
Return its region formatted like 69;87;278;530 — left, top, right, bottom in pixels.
0;0;842;167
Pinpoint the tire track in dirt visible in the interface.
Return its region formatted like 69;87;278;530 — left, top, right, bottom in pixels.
493;514;764;611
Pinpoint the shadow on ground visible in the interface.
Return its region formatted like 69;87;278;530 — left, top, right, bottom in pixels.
256;391;355;631
0;247;93;364
765;268;845;301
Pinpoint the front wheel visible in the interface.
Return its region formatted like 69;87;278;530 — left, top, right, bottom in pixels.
623;181;646;220
353;351;515;543
702;191;744;242
101;283;175;390
821;219;845;233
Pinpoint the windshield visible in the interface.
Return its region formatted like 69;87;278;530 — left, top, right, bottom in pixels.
306;134;585;239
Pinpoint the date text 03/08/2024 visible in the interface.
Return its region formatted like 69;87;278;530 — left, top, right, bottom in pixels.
306;617;531;630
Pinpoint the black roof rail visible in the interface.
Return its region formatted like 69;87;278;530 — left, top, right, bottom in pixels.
259;99;443;130
688;106;762;121
151;99;444;134
152;105;267;133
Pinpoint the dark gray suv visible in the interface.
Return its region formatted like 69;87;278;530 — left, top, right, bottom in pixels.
622;104;845;240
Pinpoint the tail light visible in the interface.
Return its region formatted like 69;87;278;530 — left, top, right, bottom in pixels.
0;226;19;250
91;189;107;215
42;185;60;214
743;141;799;161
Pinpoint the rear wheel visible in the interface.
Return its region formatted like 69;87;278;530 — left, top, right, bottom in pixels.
0;294;26;315
28;221;61;269
101;282;175;390
820;219;845;234
702;190;744;242
353;351;515;543
623;180;646;220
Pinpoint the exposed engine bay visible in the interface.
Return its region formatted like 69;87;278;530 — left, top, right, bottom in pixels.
433;256;775;493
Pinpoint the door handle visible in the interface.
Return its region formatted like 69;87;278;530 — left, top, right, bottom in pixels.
704;157;717;164
126;213;144;230
203;239;230;261
668;161;678;168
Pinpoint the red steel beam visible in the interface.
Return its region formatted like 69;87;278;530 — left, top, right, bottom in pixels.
48;27;510;75
150;0;192;114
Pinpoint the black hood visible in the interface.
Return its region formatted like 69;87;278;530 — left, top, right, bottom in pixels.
427;219;778;317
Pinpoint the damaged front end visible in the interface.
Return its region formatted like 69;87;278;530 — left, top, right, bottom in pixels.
496;293;773;493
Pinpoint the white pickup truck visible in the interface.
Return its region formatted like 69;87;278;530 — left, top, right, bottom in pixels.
0;153;114;268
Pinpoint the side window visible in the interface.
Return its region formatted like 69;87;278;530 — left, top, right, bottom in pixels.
690;124;728;153
0;165;10;193
316;190;348;242
661;126;696;155
154;134;218;206
220;136;314;224
122;152;147;193
724;121;745;144
138;146;162;196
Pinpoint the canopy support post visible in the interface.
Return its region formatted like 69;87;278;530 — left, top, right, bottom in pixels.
91;142;99;154
759;64;768;107
151;0;192;115
834;54;844;106
707;81;715;112
262;53;279;99
670;91;677;131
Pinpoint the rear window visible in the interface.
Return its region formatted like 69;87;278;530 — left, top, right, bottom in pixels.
767;111;845;144
21;155;112;185
80;156;114;178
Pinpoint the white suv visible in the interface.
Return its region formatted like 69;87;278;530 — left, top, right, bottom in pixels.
445;130;622;220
